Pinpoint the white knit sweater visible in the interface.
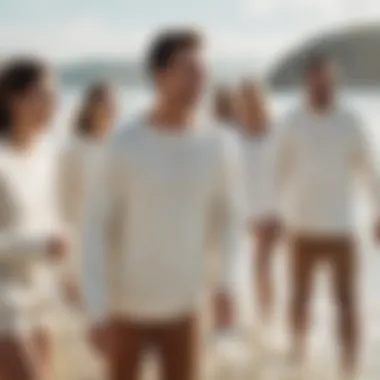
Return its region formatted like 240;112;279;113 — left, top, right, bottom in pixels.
278;105;380;235
82;119;247;323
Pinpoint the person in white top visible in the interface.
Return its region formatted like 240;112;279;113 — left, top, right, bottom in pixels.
278;56;380;376
58;82;117;307
0;59;68;380
236;80;281;326
82;29;246;380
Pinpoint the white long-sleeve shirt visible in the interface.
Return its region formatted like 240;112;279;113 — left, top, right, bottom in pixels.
0;139;64;333
82;119;246;323
278;105;380;236
240;132;279;222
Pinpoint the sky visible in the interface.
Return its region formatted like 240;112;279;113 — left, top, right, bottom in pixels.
0;0;379;69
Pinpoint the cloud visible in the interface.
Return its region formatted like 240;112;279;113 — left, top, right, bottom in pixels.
345;0;380;21
245;0;380;26
0;0;379;64
238;0;379;68
0;16;154;62
207;28;300;69
0;14;291;64
245;0;345;24
53;18;151;61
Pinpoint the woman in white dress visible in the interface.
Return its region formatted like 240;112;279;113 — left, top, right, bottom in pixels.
236;80;281;328
0;58;68;379
58;82;117;308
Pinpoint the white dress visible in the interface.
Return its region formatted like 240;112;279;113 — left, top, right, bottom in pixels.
240;132;279;222
0;139;64;334
58;135;105;278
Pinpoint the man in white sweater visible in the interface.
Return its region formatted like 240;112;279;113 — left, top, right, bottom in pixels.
278;56;380;376
82;30;245;380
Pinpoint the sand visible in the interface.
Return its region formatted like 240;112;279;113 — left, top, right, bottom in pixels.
49;241;380;380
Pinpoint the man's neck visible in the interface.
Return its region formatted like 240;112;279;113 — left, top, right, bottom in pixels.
308;97;334;115
151;100;195;131
89;122;108;142
244;126;267;139
10;126;36;153
243;116;268;137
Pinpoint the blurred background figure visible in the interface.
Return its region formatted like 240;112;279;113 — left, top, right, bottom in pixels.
235;79;281;339
58;82;117;308
213;86;238;130
0;58;68;380
278;56;380;378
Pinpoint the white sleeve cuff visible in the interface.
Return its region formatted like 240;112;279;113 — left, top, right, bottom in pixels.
0;233;50;263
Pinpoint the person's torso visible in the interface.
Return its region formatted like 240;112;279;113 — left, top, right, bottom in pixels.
241;134;275;204
285;106;359;232
0;141;61;304
112;124;228;309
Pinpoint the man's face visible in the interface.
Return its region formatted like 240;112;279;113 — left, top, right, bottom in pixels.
155;46;206;107
306;62;336;107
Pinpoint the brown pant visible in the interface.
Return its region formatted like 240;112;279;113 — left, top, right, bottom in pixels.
0;329;51;380
289;235;358;369
107;316;199;380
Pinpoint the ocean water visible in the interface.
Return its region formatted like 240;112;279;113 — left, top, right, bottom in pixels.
55;88;380;380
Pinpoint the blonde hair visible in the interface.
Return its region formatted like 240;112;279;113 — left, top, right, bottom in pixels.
213;86;237;123
237;78;269;133
75;82;112;137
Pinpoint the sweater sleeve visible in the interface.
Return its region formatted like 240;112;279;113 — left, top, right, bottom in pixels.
57;146;85;280
276;118;296;188
0;177;49;263
352;119;380;220
57;146;85;231
213;133;247;294
81;144;125;324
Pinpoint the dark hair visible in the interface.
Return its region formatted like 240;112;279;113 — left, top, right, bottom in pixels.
0;57;48;137
146;29;202;74
75;82;111;137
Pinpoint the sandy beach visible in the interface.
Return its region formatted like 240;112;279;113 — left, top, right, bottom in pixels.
47;234;380;380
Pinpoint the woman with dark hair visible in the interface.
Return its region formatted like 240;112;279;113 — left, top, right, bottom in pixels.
0;58;68;379
58;82;117;307
236;79;281;340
